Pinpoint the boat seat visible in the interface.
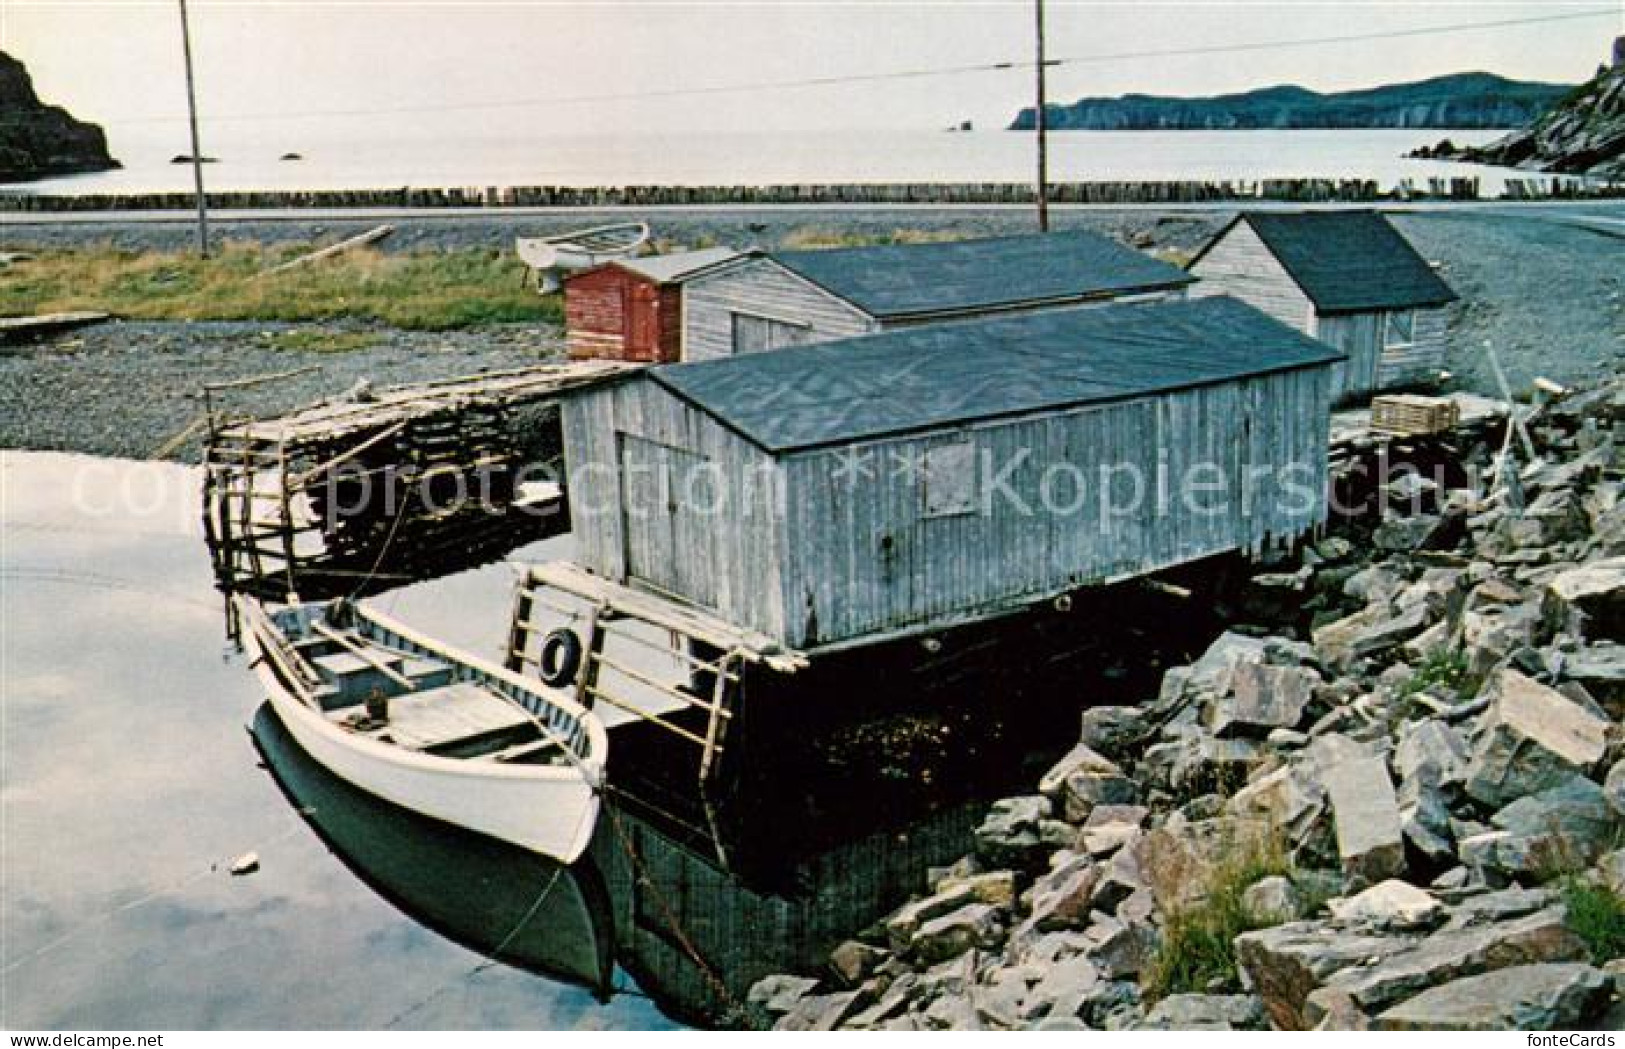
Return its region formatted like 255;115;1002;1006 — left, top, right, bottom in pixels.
311;650;407;706
402;656;454;690
353;681;533;754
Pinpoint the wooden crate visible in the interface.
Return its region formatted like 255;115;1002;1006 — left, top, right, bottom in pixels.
1369;394;1461;436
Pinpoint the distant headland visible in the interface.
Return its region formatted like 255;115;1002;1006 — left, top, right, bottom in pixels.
0;51;120;183
1009;72;1573;132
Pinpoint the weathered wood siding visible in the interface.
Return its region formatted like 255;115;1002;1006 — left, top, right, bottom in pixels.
1315;306;1448;400
566;268;684;363
1376;306;1448;388
682;259;877;362
773;367;1330;647
1189;222;1316;332
565;267;629;360
1313;311;1382;404
561;381;788;639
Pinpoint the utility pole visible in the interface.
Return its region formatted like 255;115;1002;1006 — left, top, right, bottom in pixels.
177;0;210;257
1034;0;1050;232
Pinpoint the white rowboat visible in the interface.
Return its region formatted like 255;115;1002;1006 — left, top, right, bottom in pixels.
516;222;651;292
237;596;606;864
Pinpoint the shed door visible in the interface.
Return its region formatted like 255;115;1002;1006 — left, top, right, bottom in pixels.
619;434;718;608
626;282;662;361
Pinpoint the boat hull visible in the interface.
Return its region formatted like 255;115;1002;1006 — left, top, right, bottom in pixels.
241;608;602;865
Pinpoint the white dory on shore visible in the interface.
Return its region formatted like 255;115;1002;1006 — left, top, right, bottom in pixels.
237;596;607;864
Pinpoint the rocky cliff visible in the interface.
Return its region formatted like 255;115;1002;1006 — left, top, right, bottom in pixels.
1010;73;1571;132
0;51;119;183
1443;43;1625;180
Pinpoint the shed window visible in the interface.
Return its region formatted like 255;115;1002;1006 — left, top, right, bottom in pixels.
732;312;813;355
1384;310;1416;348
923;440;978;517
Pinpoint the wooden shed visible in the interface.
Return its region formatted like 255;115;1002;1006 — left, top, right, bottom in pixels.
1187;211;1457;403
560;295;1343;651
680;231;1194;362
565;247;740;363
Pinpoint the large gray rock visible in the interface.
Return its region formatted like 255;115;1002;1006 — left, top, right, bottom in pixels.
1076;706;1152;760
910;902;1004;964
775;989;863;1031
1561;643;1625;715
1460;776;1618;877
1140;994;1266;1030
1030;851;1101;932
1394;719;1471;787
1236;923;1417;1030
1314;606;1429;666
1327;879;1444;931
974;795;1060;869
1374;963;1613;1031
1606;758;1625;819
1228;762;1333;866
884;883;979;951
1464;670;1610;808
1303;906;1589;1026
748;973;820;1017
1206;662;1318;737
1317;748;1406;882
1038;740;1120;800
1544;556;1625;639
1243;874;1306;924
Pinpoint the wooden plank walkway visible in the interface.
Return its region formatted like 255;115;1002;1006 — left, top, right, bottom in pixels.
0;311;110;342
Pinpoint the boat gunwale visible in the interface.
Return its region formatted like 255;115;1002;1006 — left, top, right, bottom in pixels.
238;595;608;786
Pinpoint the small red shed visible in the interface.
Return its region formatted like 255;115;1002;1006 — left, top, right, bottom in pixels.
564;247;739;363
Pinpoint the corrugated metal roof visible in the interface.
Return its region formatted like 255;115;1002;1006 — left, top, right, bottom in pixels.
647;296;1345;453
615;247;742;283
768;231;1193;319
1230;211;1458;314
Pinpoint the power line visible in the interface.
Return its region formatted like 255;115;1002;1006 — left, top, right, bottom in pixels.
6;6;1615;127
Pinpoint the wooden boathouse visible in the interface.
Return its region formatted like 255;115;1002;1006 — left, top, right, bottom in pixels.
679;231;1194;361
564;247;740;363
1187;210;1457;403
558;295;1343;650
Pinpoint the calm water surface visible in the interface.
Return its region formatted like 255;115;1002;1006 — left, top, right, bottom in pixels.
1;450;993;1029
0;451;675;1029
11;126;1516;196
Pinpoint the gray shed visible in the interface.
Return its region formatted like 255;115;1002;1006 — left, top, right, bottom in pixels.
1187;211;1457;403
681;231;1194;362
561;295;1343;651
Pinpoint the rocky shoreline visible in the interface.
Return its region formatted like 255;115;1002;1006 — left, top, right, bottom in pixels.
746;377;1625;1031
0;52;118;183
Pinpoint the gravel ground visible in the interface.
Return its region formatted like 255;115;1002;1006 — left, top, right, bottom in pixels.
1;205;1618;462
0;206;1227;257
0;320;558;460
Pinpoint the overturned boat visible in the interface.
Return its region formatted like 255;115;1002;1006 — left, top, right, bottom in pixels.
237;596;606;863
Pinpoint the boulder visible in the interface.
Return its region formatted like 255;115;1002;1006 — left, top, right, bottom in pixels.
1242;874;1305;924
776;990;864;1031
1317;749;1406;882
1140;994;1266;1030
910;902;1004;964
1236;922;1416;1030
974;795;1055;869
1039;739;1119;798
1544;557;1625;639
748;973;820;1017
1302;906;1588;1026
1206;662;1318;737
1314;606;1429;666
1061;766;1139;824
1373;513;1445;553
1394;719;1471;787
884;884;978;951
1460;776;1617;877
1076;706;1151;760
1029;852;1101;932
1463;670;1610;808
1374;963;1612;1031
828;941;887;988
1228;763;1333;866
1327;879;1444;931
1607;759;1625;820
1560;643;1625;715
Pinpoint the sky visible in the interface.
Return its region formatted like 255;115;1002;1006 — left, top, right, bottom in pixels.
3;1;1622;138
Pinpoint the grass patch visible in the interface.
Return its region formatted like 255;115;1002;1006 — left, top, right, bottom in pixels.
778;228;966;251
1562;878;1625;961
1142;831;1293;1001
1400;648;1469;699
0;241;562;332
259;329;381;354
